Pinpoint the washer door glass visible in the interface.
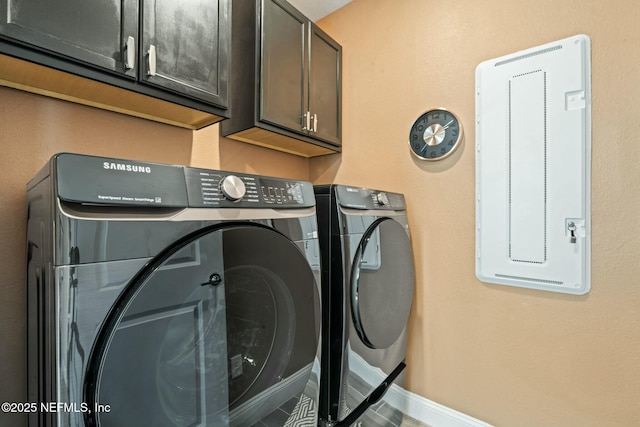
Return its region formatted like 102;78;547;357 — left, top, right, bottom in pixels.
351;218;415;349
84;224;320;427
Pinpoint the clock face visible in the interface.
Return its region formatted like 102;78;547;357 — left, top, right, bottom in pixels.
409;109;463;161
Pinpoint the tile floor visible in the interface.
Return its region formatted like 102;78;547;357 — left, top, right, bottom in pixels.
248;371;432;427
347;399;430;427
400;415;431;427
250;394;431;427
341;371;432;427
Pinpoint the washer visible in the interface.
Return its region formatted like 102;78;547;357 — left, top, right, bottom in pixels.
314;185;415;427
26;153;321;427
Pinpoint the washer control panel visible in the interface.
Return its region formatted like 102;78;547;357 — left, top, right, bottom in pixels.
185;168;313;208
52;154;315;209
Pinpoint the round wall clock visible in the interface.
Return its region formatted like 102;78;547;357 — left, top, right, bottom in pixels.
408;108;464;161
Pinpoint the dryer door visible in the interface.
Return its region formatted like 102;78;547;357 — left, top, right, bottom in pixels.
84;223;320;427
351;218;415;349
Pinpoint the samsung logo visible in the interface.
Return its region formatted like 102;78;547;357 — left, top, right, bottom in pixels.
103;162;151;174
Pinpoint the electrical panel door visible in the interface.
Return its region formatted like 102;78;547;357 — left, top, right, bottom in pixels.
475;34;591;295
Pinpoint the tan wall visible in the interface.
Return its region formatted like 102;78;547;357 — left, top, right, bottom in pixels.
0;86;307;426
313;0;640;426
2;1;640;426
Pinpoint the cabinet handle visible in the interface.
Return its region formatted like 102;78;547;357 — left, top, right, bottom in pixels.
148;45;157;76
124;36;135;70
303;111;311;131
313;113;318;133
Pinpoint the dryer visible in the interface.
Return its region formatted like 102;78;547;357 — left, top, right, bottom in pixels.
314;185;415;427
26;153;321;427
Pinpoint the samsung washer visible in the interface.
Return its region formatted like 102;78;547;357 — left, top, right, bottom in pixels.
314;184;415;427
26;153;321;427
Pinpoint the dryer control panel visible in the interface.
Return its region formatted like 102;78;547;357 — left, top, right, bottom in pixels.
51;153;315;209
334;185;406;211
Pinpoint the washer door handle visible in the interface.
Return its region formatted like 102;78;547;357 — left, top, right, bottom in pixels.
201;273;222;287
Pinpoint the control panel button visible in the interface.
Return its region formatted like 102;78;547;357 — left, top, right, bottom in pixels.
220;175;246;202
375;192;389;206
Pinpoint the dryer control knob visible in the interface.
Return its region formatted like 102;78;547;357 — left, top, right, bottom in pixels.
375;192;389;206
220;175;246;202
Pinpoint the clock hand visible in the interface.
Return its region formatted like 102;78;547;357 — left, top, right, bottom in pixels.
442;119;455;129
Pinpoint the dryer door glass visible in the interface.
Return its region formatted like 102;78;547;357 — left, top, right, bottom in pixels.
84;224;320;427
351;218;415;349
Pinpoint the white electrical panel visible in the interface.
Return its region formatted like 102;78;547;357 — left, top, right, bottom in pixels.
475;34;591;295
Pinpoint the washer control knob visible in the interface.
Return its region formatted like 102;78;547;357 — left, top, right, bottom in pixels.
220;175;246;202
375;192;389;206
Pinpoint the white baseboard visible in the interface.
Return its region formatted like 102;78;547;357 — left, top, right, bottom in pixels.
385;383;492;427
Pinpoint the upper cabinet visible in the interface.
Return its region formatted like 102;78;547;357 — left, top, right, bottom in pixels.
140;0;229;106
307;25;341;146
221;0;342;157
0;0;139;78
0;0;230;128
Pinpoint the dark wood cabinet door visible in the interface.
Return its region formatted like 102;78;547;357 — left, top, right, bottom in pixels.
309;24;341;146
259;0;306;134
141;0;230;107
0;0;138;77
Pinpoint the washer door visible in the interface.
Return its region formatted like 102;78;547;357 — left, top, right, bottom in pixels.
351;218;415;349
84;224;320;427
